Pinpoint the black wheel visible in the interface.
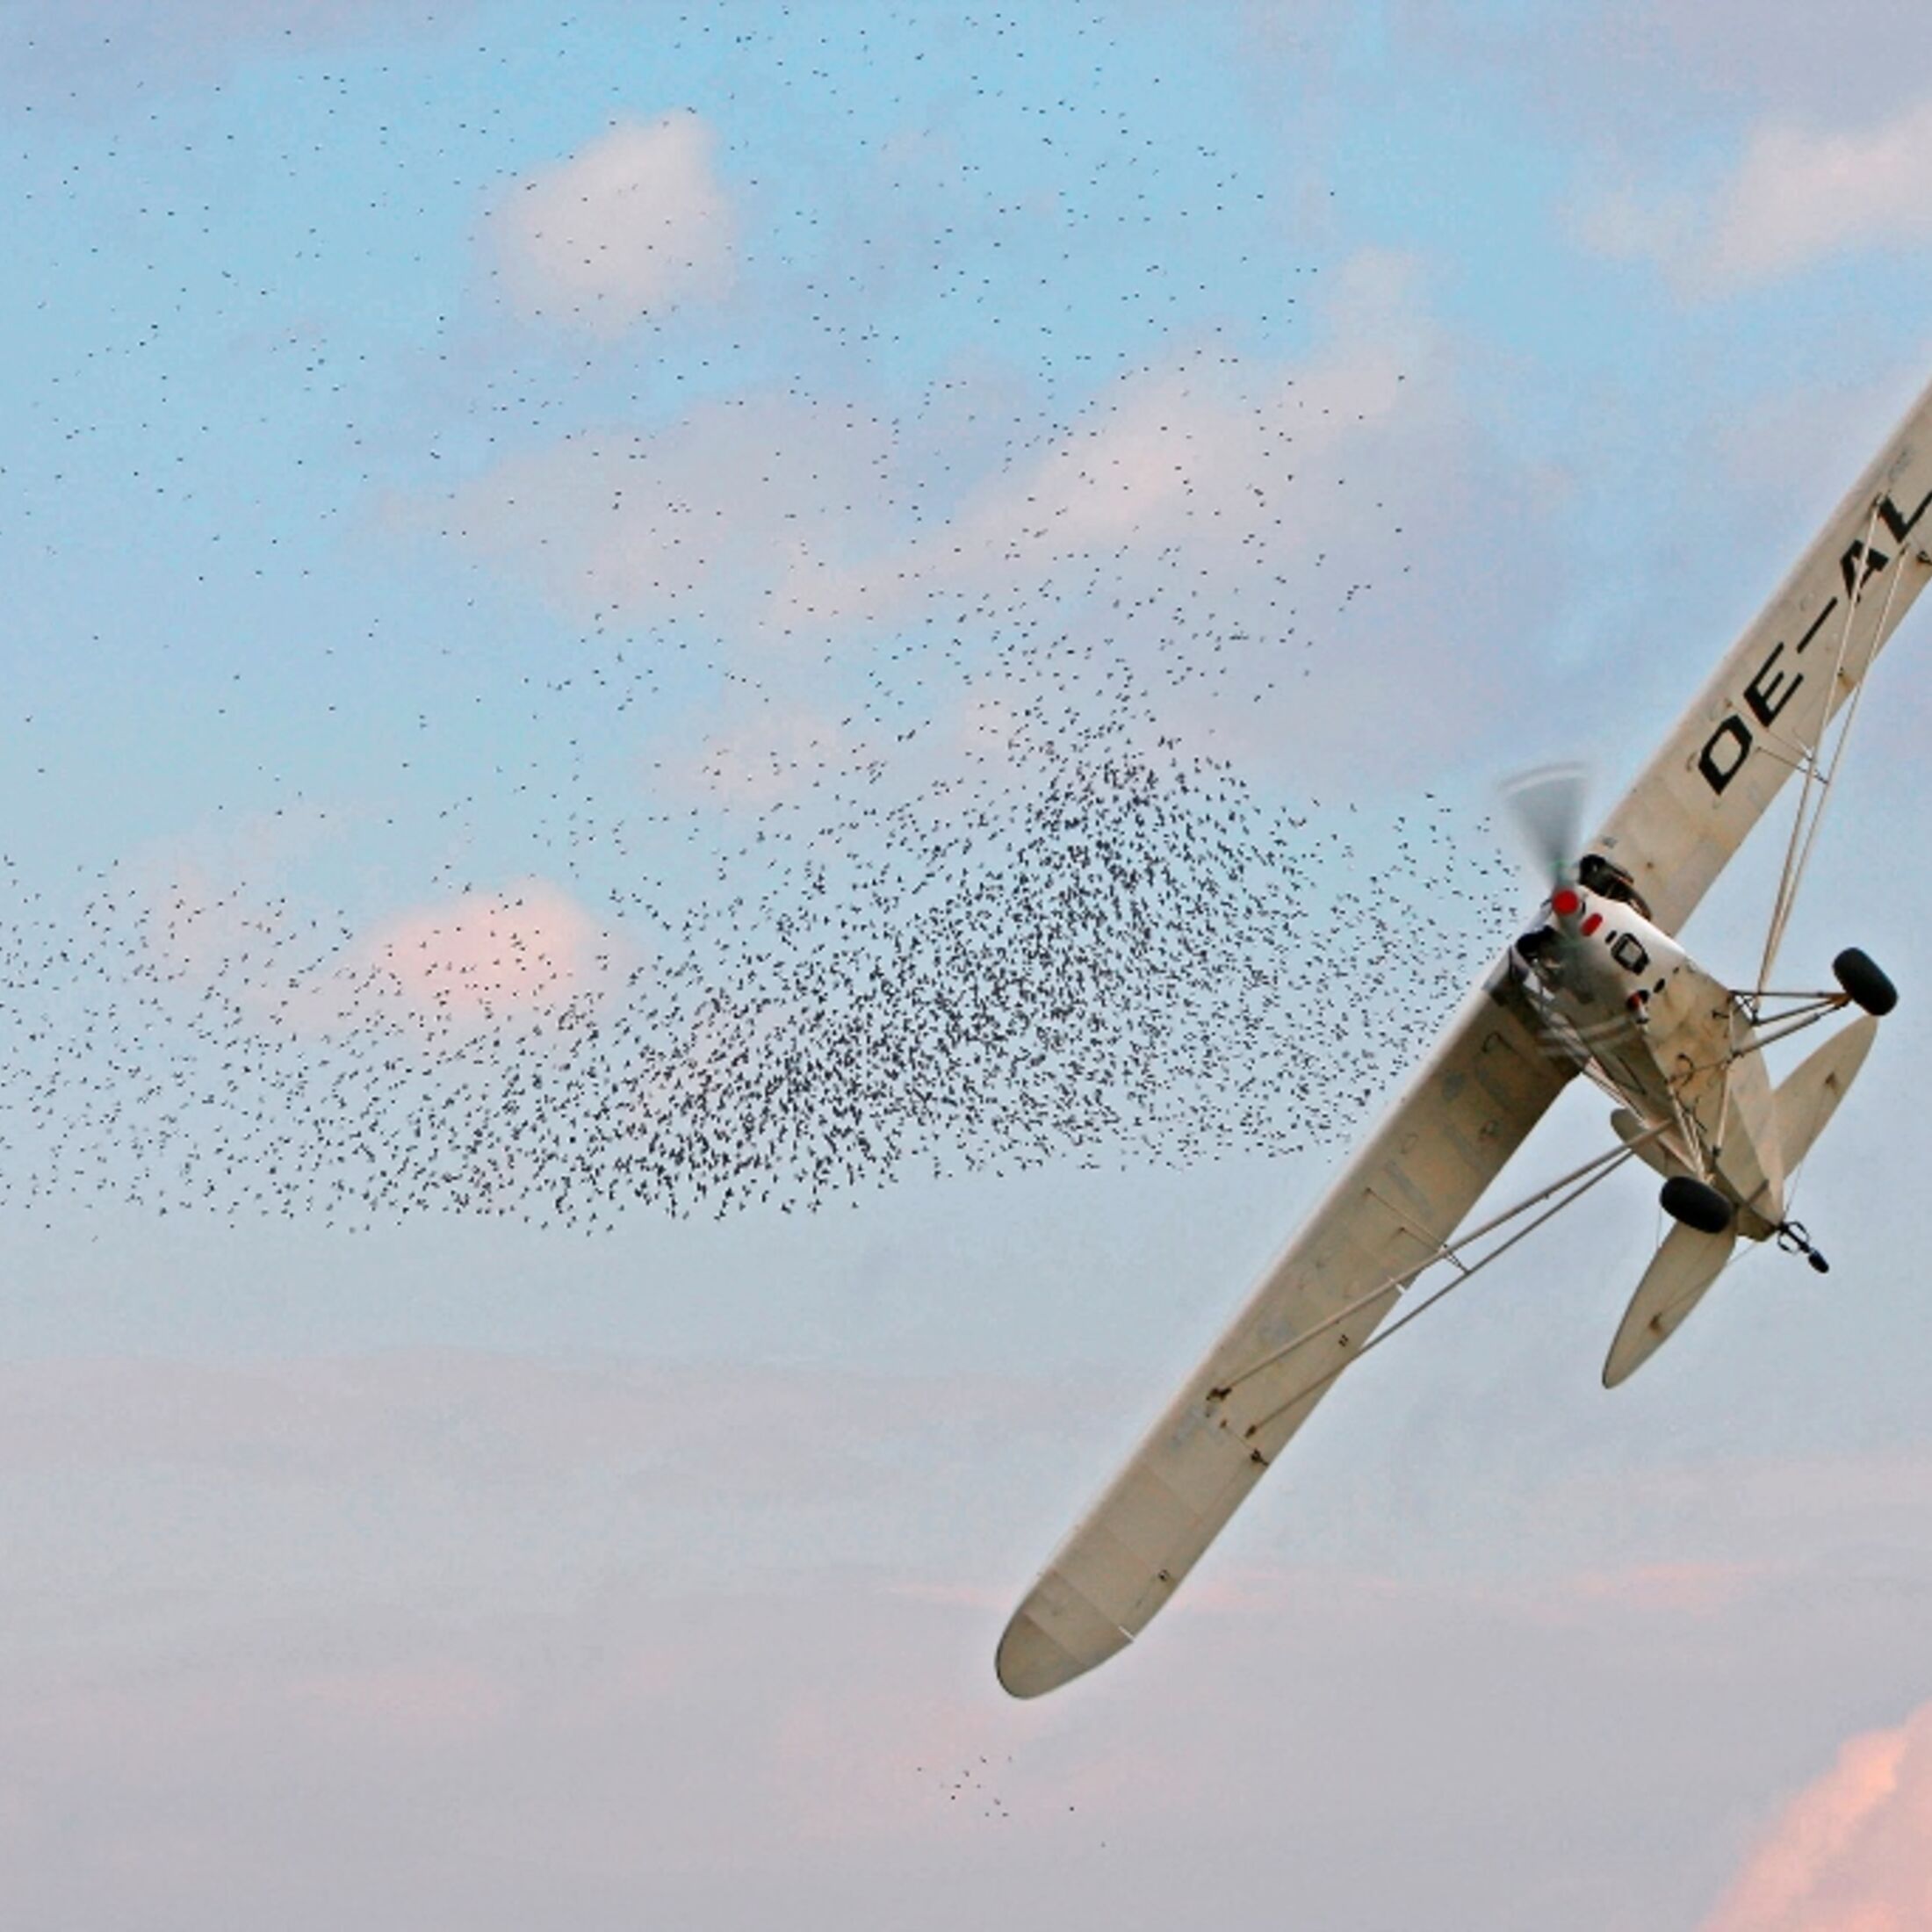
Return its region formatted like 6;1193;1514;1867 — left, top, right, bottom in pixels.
1661;1175;1733;1234
1833;947;1898;1016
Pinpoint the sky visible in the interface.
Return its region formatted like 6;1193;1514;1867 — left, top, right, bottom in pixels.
3;2;1932;1926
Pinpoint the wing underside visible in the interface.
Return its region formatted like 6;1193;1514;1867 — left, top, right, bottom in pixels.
997;968;1570;1698
1594;377;1932;935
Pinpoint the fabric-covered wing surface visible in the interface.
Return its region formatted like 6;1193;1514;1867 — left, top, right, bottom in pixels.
1594;375;1932;936
996;968;1570;1698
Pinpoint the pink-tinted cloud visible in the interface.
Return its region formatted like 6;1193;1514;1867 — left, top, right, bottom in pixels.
350;878;624;1019
1701;1700;1932;1931
1562;1558;1772;1618
138;859;635;1033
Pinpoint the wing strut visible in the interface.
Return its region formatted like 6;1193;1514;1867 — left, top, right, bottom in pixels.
1756;498;1920;989
1211;1130;1656;1434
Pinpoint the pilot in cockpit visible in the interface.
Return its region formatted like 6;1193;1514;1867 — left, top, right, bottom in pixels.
1576;853;1652;920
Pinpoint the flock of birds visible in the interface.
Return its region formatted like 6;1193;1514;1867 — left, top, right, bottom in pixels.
0;4;1528;1233
0;669;1518;1229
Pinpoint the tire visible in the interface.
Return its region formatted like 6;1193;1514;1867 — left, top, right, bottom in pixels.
1833;947;1898;1016
1661;1175;1733;1235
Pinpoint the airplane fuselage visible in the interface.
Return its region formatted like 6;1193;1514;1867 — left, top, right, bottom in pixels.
1513;883;1784;1235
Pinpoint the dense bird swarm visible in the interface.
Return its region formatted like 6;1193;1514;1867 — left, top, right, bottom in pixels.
0;673;1518;1229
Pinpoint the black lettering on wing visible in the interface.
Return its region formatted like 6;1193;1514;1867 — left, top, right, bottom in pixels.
1793;596;1838;654
1841;539;1892;600
1878;487;1932;545
1744;641;1800;725
1698;715;1751;794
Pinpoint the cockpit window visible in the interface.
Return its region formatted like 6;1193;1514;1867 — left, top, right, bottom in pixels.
1578;853;1652;920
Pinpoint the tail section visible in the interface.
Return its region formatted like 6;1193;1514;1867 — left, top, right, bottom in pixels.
1774;1014;1878;1175
1604;1014;1877;1388
1604;1222;1737;1388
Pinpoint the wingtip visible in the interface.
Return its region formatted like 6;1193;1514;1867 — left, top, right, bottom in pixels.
994;1607;1088;1699
1603;1328;1651;1389
994;1574;1132;1698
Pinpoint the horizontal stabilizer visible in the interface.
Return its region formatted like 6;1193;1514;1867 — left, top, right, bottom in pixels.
1775;1014;1878;1175
1604;1222;1737;1388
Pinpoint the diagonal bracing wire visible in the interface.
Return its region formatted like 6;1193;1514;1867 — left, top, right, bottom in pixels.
1757;499;1920;991
1214;1134;1654;1442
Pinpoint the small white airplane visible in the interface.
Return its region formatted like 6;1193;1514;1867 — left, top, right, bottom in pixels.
998;375;1932;1699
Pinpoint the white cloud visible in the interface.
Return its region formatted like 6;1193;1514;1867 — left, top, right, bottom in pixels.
1709;98;1932;287
767;250;1428;629
1700;1699;1932;1931
1574;91;1932;293
441;250;1565;787
136;853;635;1036
434;391;894;633
494;113;736;333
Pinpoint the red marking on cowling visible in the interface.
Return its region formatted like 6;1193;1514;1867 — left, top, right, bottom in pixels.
1581;912;1603;937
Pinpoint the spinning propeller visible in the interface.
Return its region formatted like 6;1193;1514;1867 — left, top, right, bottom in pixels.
1497;761;1591;899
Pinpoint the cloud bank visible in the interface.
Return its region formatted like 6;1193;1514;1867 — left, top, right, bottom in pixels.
438;249;1561;785
1702;1699;1932;1931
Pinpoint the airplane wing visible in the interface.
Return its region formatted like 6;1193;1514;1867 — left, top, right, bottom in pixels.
1594;375;1932;935
996;967;1571;1698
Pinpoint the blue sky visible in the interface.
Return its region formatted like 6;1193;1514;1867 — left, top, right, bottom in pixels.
4;4;1932;1927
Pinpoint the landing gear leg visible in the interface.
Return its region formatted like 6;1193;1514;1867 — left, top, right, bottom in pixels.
1776;1221;1830;1273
